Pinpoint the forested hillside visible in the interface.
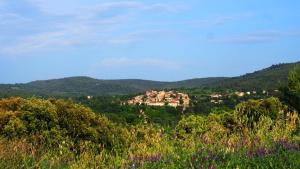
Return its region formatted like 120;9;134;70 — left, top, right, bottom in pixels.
209;62;300;90
0;62;299;97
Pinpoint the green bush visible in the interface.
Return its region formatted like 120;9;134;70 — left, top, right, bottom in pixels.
0;97;130;150
235;97;284;129
176;115;208;138
3;117;26;138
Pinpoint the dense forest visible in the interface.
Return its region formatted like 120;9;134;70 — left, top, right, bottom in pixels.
0;66;299;168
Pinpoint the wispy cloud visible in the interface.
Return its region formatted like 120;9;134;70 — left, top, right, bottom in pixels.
133;13;253;31
107;29;174;44
0;27;173;55
98;57;180;69
187;13;253;27
27;1;186;16
0;13;31;25
0;1;186;55
210;30;300;44
0;31;80;55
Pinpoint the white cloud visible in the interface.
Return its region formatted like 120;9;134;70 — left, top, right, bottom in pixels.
0;1;185;55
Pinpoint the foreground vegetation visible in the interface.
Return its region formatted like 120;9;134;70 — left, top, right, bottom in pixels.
0;67;299;168
0;96;299;169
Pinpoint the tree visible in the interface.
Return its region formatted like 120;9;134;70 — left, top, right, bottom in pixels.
279;66;300;112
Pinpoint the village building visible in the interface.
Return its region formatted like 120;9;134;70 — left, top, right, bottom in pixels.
210;94;223;99
235;92;245;97
127;90;190;108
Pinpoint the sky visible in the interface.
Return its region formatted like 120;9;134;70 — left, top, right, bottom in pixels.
0;0;300;83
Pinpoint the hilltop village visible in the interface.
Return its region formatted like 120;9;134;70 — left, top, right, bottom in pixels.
127;90;190;108
123;89;275;107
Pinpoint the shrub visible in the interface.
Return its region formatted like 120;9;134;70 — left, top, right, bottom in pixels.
235;97;284;129
176;115;208;138
3;117;26;138
0;97;130;151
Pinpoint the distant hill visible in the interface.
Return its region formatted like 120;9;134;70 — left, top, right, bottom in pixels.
209;62;300;90
0;61;299;97
0;77;225;97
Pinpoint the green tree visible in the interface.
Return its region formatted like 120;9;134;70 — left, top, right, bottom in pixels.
279;66;300;112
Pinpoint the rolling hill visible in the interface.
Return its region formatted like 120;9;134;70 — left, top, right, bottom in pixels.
0;77;226;97
209;62;300;90
0;61;299;97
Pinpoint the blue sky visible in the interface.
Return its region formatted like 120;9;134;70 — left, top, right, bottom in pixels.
0;0;300;83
